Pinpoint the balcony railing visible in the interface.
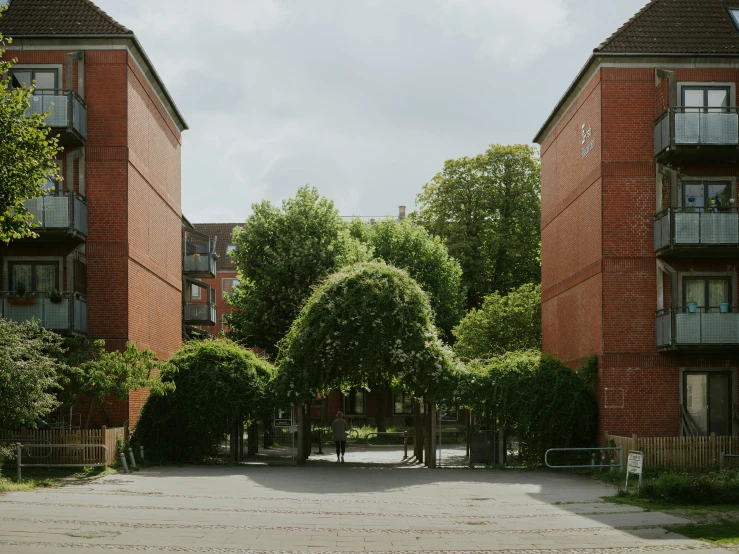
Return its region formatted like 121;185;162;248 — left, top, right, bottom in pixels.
183;254;217;278
0;292;87;334
27;90;87;143
184;302;216;326
654;207;739;255
656;307;739;349
654;108;739;160
23;191;88;239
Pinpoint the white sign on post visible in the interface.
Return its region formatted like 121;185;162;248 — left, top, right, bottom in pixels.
625;450;644;492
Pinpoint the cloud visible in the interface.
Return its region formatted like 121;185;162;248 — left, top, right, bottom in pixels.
435;0;574;65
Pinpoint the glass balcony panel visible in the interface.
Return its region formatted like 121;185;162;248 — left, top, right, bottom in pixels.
674;211;701;244
0;293;86;334
74;195;88;236
675;112;739;145
25;91;87;141
183;255;216;276
21;192;87;237
184;302;216;325
666;310;739;347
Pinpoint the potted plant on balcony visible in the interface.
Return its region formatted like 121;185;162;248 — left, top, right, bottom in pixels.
7;283;36;305
49;289;63;304
686;298;698;313
719;302;730;313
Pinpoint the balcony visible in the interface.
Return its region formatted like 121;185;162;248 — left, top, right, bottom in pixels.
654;207;739;257
654;108;739;162
22;192;88;241
184;302;216;326
183;254;216;279
656;307;739;350
27;90;87;146
1;292;87;335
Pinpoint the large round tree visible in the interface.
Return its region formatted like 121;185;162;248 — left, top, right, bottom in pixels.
275;262;460;405
132;339;275;462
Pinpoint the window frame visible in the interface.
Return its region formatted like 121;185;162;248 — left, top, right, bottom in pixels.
8;67;59;91
226;244;237;257
682;276;733;310
8;261;60;292
682;370;733;436
729;8;739;31
393;392;414;415
346;388;366;415
681;85;732;112
222;277;240;298
681;179;733;209
191;284;201;299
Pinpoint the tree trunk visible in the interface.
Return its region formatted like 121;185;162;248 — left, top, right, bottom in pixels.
321;397;328;425
85;397;95;430
376;386;387;433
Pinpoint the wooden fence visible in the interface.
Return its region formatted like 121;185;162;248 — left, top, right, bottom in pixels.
606;432;739;469
0;426;126;467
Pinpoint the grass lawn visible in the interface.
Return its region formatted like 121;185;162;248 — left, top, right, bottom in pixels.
664;522;739;546
0;465;116;494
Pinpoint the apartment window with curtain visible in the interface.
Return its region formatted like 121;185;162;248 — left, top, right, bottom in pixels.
346;388;365;415
683;277;732;311
9;261;59;292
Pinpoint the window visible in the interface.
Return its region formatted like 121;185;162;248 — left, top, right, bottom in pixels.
222;278;240;298
9;261;59;292
346;388;365;415
683;277;732;311
682;181;731;210
729;8;739;30
8;68;58;91
684;372;732;435
191;284;201;299
226;244;237;256
681;86;731;112
394;392;413;414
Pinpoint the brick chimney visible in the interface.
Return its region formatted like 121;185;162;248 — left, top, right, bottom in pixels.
398;206;406;221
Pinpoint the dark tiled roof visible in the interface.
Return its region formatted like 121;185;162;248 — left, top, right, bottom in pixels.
194;223;241;272
0;0;130;36
597;0;739;54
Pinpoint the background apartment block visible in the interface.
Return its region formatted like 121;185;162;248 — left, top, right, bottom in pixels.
0;0;190;427
535;0;739;439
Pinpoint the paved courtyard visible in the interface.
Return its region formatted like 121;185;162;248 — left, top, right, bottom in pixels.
0;463;731;554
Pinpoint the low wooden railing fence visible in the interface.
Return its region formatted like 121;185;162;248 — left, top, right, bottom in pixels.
0;426;126;467
606;431;739;469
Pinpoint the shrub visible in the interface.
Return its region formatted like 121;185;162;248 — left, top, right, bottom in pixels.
456;351;597;464
639;469;739;505
131;339;274;462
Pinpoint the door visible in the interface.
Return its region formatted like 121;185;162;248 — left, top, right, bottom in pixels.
684;372;732;435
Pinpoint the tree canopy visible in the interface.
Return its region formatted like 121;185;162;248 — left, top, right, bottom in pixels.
349;218;465;340
414;144;541;309
455;351;597;463
131;339;275;462
453;283;541;361
275;262;460;404
0;319;64;432
227;185;370;354
0;21;62;243
60;338;172;429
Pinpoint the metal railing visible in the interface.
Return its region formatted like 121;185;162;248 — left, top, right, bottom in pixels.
183;254;217;277
184;301;216;325
656;307;739;348
655;107;739;155
655;207;739;251
26;89;87;140
545;447;624;469
23;191;88;237
15;443;109;482
1;291;87;334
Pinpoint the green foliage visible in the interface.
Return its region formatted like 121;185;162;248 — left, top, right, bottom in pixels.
0;318;64;432
349;218;465;339
455;352;597;463
275;262;461;403
227;185;370;354
131;339;275;462
0;15;63;243
578;354;598;393
60;338;172;429
452;283;541;360
639;470;739;505
414;144;541;309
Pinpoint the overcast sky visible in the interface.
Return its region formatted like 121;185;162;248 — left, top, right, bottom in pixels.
95;0;647;222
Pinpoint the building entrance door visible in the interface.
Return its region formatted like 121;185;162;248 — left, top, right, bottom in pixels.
684;372;732;435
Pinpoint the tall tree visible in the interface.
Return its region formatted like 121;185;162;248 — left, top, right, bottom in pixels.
453;283;541;361
0;20;62;243
227;186;370;355
414;144;541;309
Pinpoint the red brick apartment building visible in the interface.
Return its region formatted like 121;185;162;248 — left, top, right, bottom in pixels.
535;0;739;439
0;0;216;427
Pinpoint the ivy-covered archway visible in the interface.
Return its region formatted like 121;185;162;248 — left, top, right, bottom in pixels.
275;262;460;464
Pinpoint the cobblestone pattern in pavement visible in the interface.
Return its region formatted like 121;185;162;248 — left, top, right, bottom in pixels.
0;464;732;554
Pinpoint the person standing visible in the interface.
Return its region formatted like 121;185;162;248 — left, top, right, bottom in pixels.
332;411;350;463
